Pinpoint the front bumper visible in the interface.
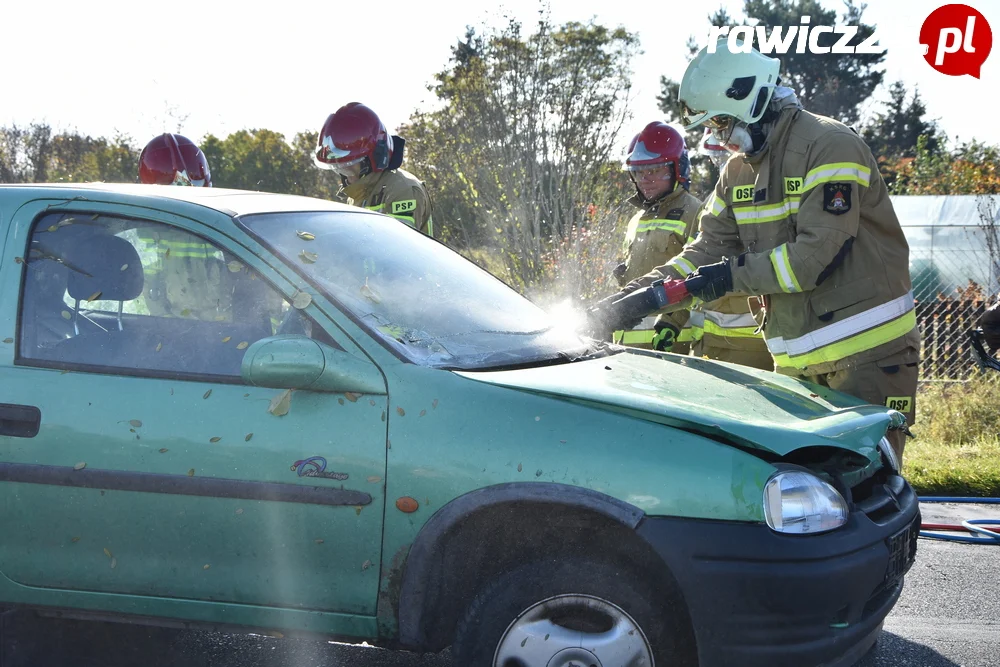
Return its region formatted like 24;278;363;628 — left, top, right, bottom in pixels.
637;474;919;667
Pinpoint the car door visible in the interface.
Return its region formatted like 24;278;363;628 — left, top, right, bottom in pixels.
0;198;388;618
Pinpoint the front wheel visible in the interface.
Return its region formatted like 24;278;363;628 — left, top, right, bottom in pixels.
452;558;693;667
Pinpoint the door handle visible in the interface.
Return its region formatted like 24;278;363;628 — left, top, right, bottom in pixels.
0;404;41;438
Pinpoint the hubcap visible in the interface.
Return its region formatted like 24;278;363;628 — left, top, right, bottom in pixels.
493;594;654;667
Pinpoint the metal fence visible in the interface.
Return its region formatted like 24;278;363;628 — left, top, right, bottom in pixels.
911;247;996;382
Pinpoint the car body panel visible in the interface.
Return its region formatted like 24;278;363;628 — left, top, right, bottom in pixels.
458;350;891;461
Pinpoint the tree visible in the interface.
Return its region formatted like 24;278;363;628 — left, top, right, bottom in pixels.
862;81;939;160
891;136;1000;196
200;129;340;199
400;15;639;299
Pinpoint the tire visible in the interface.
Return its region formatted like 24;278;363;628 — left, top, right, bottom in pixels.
452;558;694;667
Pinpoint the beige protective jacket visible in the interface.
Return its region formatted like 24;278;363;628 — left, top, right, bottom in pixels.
638;102;920;376
344;168;434;237
615;187;703;346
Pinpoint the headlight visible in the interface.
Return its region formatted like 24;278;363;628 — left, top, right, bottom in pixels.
878;436;900;474
763;470;849;534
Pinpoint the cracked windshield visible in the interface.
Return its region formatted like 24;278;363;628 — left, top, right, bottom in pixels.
2;0;999;666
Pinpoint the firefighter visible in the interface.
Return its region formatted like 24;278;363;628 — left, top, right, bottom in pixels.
691;130;773;371
592;41;920;462
314;103;434;237
137;133;231;321
611;121;703;353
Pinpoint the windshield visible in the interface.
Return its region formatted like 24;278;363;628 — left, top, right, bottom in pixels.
239;210;590;369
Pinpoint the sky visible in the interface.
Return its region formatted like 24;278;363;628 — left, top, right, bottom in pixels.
4;0;997;154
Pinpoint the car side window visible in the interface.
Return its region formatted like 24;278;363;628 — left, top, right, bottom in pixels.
17;211;330;380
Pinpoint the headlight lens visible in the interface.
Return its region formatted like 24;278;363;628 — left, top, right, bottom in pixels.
878;436;900;474
763;471;849;534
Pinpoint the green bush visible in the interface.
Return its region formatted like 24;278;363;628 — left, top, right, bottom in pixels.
905;372;1000;497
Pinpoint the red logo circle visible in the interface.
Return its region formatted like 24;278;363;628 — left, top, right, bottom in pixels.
919;4;992;78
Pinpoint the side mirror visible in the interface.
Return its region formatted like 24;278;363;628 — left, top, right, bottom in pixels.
241;335;386;394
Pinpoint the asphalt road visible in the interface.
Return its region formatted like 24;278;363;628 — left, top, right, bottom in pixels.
3;516;998;667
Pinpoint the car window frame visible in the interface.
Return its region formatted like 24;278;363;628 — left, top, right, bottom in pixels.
10;204;364;385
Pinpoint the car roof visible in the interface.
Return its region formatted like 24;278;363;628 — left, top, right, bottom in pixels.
0;183;355;218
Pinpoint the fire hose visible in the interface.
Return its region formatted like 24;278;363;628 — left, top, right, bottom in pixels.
918;497;1000;544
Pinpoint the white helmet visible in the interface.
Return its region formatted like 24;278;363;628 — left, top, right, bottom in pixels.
678;38;781;131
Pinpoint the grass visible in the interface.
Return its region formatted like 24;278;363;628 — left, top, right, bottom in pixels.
904;372;1000;497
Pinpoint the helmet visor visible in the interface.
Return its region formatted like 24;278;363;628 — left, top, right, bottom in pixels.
171;170;208;187
313;154;366;179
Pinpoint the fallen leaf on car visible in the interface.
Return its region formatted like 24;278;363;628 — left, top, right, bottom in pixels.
203;389;212;400
180;309;191;317
86;291;102;302
359;283;381;304
517;463;522;472
419;410;426;417
209;437;221;443
61;310;72;320
245;433;253;442
187;468;195;477
71;537;80;543
315;539;324;545
48;225;59;232
155;342;162;352
292;291;312;309
268;389;292;416
74;462;87;471
110;557;117;569
236;341;248;350
355;506;363;516
129;419;142;428
221;336;231;343
103;548;112;558
344;392;360;402
120;264;128;272
296;231;315;241
3;338;12;344
235;508;243;515
367;476;382;483
299;250;319;264
227;261;243;273
158;448;168;453
396;407;405;417
362;559;372;571
338;398;345;406
203;564;210;570
432;399;438;409
14;257;23;264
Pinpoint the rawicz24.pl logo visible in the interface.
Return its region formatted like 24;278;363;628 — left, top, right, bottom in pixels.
707;17;885;55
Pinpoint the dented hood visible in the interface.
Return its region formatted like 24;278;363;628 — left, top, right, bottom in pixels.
457;350;892;460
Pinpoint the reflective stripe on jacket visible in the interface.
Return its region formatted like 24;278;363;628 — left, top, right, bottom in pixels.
617;187;703;341
637;102;920;375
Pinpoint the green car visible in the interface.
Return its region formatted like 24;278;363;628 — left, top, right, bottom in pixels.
0;184;918;667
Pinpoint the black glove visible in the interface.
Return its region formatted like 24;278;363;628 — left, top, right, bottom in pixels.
651;321;680;352
612;262;627;286
684;260;733;303
983;301;1000;350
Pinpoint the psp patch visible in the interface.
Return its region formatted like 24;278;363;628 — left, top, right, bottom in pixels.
665;208;686;220
823;183;852;215
885;396;913;413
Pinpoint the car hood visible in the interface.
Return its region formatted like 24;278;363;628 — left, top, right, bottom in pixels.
456;349;893;461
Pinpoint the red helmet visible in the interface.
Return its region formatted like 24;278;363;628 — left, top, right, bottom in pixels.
314;103;394;181
138;134;212;186
623;122;690;188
